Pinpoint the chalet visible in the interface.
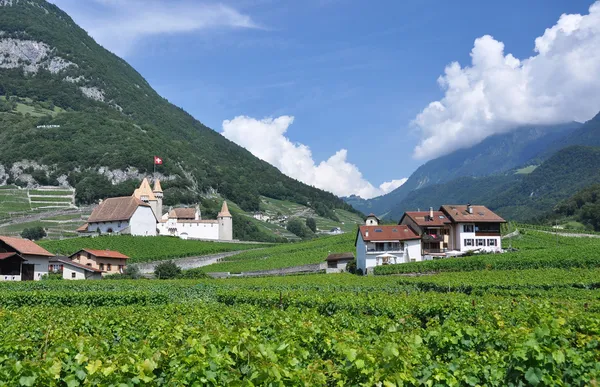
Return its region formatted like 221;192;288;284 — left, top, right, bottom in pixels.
399;204;505;257
355;215;421;274
0;236;54;281
325;252;354;272
79;196;158;236
49;257;103;280
365;213;380;226
67;249;129;276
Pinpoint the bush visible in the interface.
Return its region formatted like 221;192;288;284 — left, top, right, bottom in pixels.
305;217;317;233
21;226;47;241
179;268;209;279
123;264;142;279
346;259;357;274
154;261;181;279
41;272;63;280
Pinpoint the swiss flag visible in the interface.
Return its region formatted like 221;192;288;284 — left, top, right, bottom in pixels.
154;156;163;165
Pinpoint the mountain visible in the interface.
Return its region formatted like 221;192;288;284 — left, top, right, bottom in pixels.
388;145;600;221
0;0;359;221
347;122;583;217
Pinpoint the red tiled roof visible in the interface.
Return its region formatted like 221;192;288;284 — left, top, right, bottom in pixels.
0;236;54;257
169;208;196;219
76;223;89;233
440;205;506;223
402;211;451;227
0;252;25;261
357;225;420;242
79;249;129;259
88;196;153;223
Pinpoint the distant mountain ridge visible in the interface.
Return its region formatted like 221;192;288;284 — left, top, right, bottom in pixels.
0;0;359;222
346;121;587;218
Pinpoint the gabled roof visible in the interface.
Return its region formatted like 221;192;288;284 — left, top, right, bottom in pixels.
132;178;156;201
76;223;89;233
326;252;354;262
0;236;54;257
218;201;232;217
440;205;506;223
357;225;420;242
401;211;451;227
169;208;196;219
50;258;103;273
366;213;380;220
75;249;129;260
88;196;153;223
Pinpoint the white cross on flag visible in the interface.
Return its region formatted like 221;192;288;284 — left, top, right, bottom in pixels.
154;156;163;165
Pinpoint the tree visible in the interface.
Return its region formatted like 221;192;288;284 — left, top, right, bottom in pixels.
154;261;181;279
21;226;46;241
286;218;314;239
305;217;317;233
123;264;141;279
346;259;357;274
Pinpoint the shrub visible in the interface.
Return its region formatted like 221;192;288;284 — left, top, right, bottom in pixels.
41;272;63;280
305;217;317;233
179;268;209;279
346;259;357;274
154;261;181;279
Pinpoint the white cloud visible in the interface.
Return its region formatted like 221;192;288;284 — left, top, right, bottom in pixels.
49;0;259;56
221;116;406;199
413;1;600;160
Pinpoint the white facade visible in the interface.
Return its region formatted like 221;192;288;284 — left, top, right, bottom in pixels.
355;233;422;274
87;206;157;236
455;223;502;253
218;215;233;241
157;220;220;240
365;215;379;226
62;265;102;280
26;256;49;281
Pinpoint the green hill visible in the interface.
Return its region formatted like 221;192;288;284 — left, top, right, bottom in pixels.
0;0;359;222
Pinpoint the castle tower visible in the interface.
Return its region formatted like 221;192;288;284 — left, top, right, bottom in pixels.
133;178;158;218
153;179;163;219
217;201;233;241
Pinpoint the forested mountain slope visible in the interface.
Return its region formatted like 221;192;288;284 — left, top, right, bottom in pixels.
0;0;358;220
347;123;581;217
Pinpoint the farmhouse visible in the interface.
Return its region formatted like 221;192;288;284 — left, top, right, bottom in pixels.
0;236;54;281
399;204;505;257
49;257;103;280
354;216;422;274
67;249;129;276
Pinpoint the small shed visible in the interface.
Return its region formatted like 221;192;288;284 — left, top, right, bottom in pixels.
325;252;355;273
49;258;103;280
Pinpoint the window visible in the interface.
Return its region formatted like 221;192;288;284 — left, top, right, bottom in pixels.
464;239;474;246
487;239;498;246
463;225;474;233
107;264;112;271
476;239;485;246
99;263;104;271
71;272;76;279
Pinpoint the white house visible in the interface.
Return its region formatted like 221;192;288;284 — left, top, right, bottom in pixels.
399;204;505;257
0;236;54;281
79;196;158;236
49;258;103;280
355;220;422;274
365;213;380;226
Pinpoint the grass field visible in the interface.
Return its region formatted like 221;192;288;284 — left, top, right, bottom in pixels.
39;235;268;263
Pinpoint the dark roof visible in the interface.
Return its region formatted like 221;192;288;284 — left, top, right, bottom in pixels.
169;208;196;219
0;236;54;257
88;196;154;223
0;252;25;261
50;258;103;273
366;213;380;220
440;205;506;223
357;225;420;242
401;211;451;227
75;249;129;260
326;252;354;262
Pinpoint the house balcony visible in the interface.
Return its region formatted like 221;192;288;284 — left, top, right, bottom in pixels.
366;249;404;255
475;232;501;237
422;234;444;243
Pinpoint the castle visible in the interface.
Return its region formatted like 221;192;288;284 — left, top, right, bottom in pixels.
80;178;233;241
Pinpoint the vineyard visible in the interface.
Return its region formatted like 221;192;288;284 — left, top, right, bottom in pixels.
202;232;355;273
39;236;266;263
374;230;600;275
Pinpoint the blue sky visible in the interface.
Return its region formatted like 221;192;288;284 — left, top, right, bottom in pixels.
50;0;599;198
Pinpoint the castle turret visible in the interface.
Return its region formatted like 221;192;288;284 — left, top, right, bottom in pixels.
133;178;159;219
153;179;163;219
217;201;233;241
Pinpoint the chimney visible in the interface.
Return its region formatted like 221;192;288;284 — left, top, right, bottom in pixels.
467;203;473;214
429;207;434;219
